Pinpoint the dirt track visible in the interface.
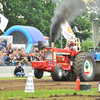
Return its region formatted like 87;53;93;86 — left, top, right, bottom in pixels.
0;78;99;91
0;78;100;100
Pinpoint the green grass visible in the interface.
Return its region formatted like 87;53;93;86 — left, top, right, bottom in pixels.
0;76;51;80
0;88;99;100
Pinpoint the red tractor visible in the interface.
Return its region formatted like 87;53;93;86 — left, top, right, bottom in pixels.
32;38;96;81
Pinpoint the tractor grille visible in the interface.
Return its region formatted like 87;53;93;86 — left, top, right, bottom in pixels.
45;49;52;61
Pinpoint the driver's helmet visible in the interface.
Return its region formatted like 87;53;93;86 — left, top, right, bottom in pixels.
68;41;74;46
70;41;74;46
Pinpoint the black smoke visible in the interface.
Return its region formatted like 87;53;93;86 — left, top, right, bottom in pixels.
50;0;92;42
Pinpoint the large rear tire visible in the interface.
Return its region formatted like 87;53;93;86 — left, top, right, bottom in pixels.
34;69;43;79
51;65;63;81
73;52;96;81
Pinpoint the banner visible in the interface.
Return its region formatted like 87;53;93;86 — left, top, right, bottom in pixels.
0;13;9;33
61;21;75;39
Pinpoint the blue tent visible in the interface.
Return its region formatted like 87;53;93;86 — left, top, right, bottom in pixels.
4;25;46;53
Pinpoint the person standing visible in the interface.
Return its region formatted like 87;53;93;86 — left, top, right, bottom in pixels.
14;62;25;77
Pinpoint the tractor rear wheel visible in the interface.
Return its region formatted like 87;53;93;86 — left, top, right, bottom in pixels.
73;52;96;81
51;65;63;81
34;69;43;79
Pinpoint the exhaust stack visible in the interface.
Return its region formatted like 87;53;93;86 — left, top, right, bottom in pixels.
51;42;54;48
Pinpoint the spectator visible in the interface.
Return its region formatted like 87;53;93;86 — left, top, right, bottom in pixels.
36;53;39;61
13;51;17;59
14;62;25;77
20;51;25;60
39;56;43;61
15;51;18;57
41;53;44;60
19;48;23;54
39;51;42;57
8;43;12;50
16;55;21;62
27;53;31;62
2;53;5;60
0;51;6;66
24;52;27;57
6;54;12;65
4;52;8;62
0;40;3;50
11;57;17;66
0;42;46;66
8;49;13;55
16;49;18;54
6;47;9;56
21;57;28;65
31;53;36;61
2;48;6;53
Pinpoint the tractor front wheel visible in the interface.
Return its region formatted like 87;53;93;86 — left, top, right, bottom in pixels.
51;65;63;81
34;69;43;79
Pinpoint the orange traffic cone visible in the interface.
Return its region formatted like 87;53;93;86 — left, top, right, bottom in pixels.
76;76;80;91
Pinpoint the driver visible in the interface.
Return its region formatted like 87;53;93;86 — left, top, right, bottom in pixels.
68;41;77;60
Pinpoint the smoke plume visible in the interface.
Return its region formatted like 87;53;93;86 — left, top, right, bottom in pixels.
50;0;96;42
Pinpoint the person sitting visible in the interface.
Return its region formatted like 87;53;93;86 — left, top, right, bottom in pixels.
0;51;6;66
20;51;25;60
36;53;39;61
13;51;17;60
21;57;28;66
41;53;44;60
0;40;3;50
14;62;25;77
2;48;6;53
16;54;21;60
6;54;12;65
27;53;31;62
8;43;12;50
4;52;8;62
8;49;13;55
6;47;9;56
39;51;42;57
11;57;17;66
16;55;21;65
31;53;36;61
19;49;23;55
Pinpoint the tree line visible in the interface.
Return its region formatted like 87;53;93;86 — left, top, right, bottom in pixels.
0;0;99;51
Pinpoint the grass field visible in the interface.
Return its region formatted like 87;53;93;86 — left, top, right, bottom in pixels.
0;77;99;100
0;88;99;100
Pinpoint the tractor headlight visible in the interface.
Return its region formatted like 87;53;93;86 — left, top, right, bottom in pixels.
45;49;47;51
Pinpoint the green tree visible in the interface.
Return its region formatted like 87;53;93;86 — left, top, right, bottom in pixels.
71;10;92;42
54;35;67;48
0;0;56;36
81;39;93;52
